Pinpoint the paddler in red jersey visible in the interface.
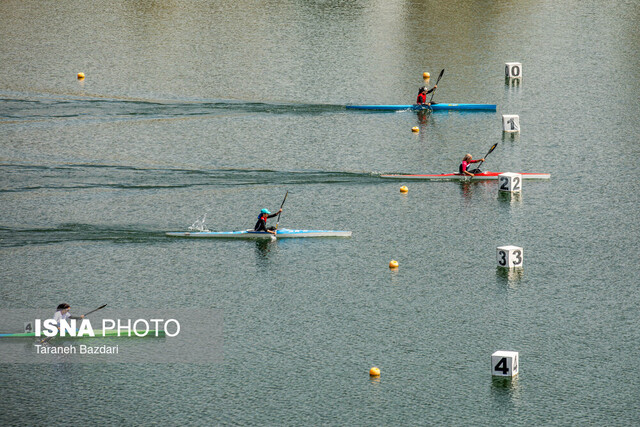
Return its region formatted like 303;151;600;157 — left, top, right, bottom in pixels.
459;154;485;177
416;85;437;105
254;208;282;235
416;71;437;105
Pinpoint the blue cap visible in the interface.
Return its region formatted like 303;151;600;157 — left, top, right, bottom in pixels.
261;208;271;214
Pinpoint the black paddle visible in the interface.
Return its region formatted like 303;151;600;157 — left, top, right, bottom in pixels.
275;191;288;231
82;304;107;316
428;69;445;106
471;143;498;172
39;304;107;344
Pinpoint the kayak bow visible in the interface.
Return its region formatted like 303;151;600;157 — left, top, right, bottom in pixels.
380;172;550;180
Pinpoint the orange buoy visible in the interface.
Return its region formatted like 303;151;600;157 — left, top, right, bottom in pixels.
369;367;380;377
77;72;85;79
400;186;408;193
412;126;419;133
389;260;399;269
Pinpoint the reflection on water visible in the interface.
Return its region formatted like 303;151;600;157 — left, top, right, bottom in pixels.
459;180;494;202
460;181;473;201
502;132;519;142
496;267;524;288
498;191;523;205
416;110;431;126
505;77;522;88
254;238;276;260
389;266;401;286
491;375;519;389
491;376;522;407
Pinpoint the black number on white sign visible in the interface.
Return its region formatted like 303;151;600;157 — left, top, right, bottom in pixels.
498;250;507;266
513;250;522;265
499;177;509;190
513;176;521;191
494;357;509;374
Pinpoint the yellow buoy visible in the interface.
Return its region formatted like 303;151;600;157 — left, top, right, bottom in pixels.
400;186;408;193
389;260;398;269
77;72;85;79
412;126;419;133
369;367;380;377
423;72;430;79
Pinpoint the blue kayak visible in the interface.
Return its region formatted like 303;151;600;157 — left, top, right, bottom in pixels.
166;228;352;239
346;103;496;111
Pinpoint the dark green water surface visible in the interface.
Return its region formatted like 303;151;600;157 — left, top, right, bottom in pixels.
1;0;639;425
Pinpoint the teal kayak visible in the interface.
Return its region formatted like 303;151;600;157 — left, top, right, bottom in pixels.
346;103;496;111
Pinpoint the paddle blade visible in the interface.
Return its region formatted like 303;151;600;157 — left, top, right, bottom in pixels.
485;143;498;157
429;69;445;104
279;191;289;209
475;143;498;171
276;191;288;229
83;304;107;317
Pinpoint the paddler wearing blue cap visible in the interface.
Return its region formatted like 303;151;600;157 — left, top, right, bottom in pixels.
254;207;283;235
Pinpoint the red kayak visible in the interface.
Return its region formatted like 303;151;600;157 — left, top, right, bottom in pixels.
380;171;550;180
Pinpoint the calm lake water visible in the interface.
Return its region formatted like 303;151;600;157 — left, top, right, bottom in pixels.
1;0;639;425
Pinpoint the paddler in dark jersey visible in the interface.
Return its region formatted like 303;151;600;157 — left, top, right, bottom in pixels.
459;154;485;177
254;208;282;235
416;85;437;105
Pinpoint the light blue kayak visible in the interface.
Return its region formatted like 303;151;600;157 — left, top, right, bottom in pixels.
166;228;352;239
346;103;496;111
